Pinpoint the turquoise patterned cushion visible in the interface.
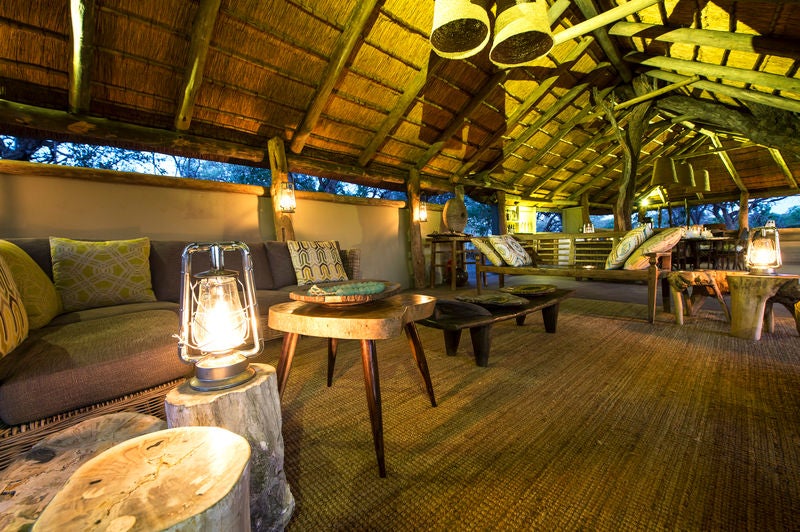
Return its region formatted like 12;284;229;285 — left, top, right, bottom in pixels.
0;255;28;357
605;225;653;269
624;227;684;270
471;237;505;266
50;237;157;312
489;235;532;267
287;240;349;286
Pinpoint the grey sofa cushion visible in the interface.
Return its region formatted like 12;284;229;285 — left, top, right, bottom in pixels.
0;309;189;425
49;301;179;325
265;241;297;288
7;238;53;278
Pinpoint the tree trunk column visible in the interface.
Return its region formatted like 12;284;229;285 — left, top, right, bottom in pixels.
165;363;295;531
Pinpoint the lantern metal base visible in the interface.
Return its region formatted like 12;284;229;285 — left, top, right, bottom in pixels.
189;358;256;392
749;267;777;275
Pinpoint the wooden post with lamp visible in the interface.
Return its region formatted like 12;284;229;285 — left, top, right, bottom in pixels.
268;137;295;242
407;168;427;289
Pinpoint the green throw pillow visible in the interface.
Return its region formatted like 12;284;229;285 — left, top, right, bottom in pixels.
50;237;157;312
0;255;28;357
288;240;349;286
0;240;62;328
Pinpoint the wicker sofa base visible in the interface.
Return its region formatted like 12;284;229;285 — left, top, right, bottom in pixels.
0;377;185;471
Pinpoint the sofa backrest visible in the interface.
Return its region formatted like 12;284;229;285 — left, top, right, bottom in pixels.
6;238;298;303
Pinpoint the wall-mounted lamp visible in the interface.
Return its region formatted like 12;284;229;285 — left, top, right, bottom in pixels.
746;221;782;274
177;242;263;391
278;181;296;213
419;197;428;222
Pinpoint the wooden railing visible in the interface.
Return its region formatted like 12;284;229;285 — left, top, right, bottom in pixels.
512;231;628;268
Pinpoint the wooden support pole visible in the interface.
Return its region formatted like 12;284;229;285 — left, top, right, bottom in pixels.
68;0;96;114
497;190;508;235
407;169;426;289
268;137;295;241
738;191;750;235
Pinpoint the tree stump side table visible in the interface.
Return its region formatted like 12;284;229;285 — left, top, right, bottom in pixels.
0;412;166;530
165;363;294;531
33;426;251;531
728;273;800;340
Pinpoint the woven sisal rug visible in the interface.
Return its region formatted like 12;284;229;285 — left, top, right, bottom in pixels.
261;298;800;531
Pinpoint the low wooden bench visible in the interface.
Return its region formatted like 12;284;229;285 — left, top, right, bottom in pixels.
475;252;672;323
418;289;574;367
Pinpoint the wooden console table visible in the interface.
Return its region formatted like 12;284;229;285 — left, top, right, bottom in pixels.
268;293;437;477
427;235;473;290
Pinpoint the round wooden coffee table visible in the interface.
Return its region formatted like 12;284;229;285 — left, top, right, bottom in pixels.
268;293;437;477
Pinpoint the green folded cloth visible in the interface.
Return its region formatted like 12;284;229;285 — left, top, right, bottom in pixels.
308;281;386;296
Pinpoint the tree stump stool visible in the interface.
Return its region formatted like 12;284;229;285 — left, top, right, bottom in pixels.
0;412;166;530
33;426;251;531
766;278;800;336
165;363;294;531
666;270;732;325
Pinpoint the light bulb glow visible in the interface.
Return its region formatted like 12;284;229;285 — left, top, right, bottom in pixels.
191;276;248;353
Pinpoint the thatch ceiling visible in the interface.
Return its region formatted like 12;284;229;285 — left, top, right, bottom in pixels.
0;0;798;210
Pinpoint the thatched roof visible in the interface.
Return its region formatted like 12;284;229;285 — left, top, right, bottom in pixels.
0;0;798;210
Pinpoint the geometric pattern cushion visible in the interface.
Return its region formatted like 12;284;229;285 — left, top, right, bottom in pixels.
471;237;505;266
287;240;348;286
0;255;28;357
50;237;157;312
624;227;684;270
605;225;653;270
488;234;533;267
0;239;62;328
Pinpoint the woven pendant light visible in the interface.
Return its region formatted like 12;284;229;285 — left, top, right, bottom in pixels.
689;169;711;193
650;157;677;187
674;161;695;190
430;0;492;60
490;0;553;68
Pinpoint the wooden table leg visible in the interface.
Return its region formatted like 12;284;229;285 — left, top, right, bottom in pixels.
403;322;437;407
276;332;299;398
469;325;492;367
450;239;457;290
541;303;560;333
327;338;338;387
442;329;462;356
360;339;386;477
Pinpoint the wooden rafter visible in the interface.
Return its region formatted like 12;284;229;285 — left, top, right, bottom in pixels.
290;0;381;154
644;71;800;114
359;56;444;167
175;0;221;131
511;86;615;188
609;22;800;60
68;0;96;114
706;132;748;192
540;132;620;199
453;37;597;181
768;148;799;190
625;52;800;95
572;0;632;82
552;0;660;47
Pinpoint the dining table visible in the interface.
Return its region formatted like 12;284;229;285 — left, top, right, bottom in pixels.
674;236;737;270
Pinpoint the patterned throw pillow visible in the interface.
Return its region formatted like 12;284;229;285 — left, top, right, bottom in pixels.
0;255;28;357
50;237;157;312
624;227;684;270
605;225;653;270
0;240;62;328
488;234;533;267
470;237;505;266
287;240;349;286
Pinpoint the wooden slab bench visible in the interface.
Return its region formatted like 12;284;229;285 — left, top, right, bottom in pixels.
418;289;574;367
475;252;672;323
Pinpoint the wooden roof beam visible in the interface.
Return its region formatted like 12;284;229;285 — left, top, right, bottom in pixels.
290;0;381;154
453;36;597;180
610;21;800;60
644;70;800;114
552;0;660;47
535;130;620;198
175;0;221;131
768;148;799;190
68;0;96;114
706;131;748;192
571;0;632;82
625;52;800;95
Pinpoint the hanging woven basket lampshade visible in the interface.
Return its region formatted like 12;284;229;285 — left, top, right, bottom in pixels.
650;157;677;187
688;168;711;193
430;0;492;60
674;161;696;190
490;0;553;68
